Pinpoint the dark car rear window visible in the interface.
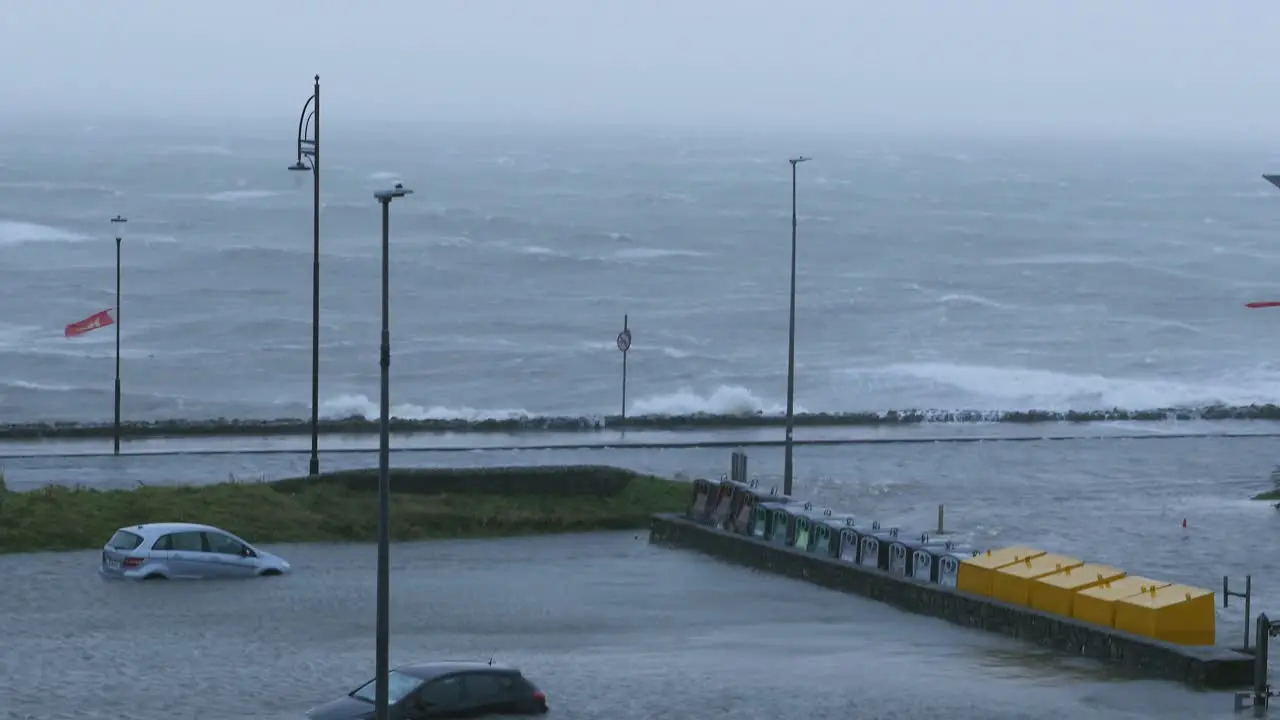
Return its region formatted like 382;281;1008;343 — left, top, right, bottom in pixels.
107;530;143;551
513;674;540;693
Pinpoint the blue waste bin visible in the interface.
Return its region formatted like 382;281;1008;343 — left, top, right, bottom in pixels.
857;523;900;571
835;521;867;564
814;513;859;557
912;541;980;586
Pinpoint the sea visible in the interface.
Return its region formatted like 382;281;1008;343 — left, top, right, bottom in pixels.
4;119;1280;428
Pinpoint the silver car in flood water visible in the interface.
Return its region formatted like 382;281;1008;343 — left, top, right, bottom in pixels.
99;522;291;580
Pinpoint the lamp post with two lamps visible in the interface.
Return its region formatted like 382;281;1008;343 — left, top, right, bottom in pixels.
371;182;413;720
287;74;323;477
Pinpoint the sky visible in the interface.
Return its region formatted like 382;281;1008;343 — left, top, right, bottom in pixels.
1;0;1279;140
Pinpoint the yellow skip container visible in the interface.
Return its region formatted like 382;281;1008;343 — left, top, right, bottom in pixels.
990;553;1085;606
1028;563;1126;618
956;546;1046;598
1072;575;1170;629
1113;583;1216;646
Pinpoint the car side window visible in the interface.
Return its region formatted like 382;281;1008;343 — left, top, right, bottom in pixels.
418;676;462;706
153;535;173;551
204;533;246;556
168;531;205;552
462;672;511;703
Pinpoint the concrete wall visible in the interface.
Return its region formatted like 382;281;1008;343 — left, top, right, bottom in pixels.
269;465;639;497
649;513;1253;689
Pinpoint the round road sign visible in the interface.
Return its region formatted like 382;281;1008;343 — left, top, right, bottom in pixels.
616;328;632;353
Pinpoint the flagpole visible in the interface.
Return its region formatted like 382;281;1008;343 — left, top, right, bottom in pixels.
111;215;127;456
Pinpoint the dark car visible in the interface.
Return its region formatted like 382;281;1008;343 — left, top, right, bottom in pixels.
306;661;549;719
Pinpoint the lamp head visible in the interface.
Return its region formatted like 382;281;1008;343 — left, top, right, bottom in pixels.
789;156;812;165
288;161;310;172
375;182;414;202
110;215;127;224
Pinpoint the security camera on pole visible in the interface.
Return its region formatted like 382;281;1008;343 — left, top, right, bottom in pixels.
617;315;632;421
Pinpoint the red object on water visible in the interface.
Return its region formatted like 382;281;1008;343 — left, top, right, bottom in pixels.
64;308;114;337
1182;518;1187;528
1246;301;1280;309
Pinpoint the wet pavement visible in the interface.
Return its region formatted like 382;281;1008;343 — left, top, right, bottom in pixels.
0;532;1251;720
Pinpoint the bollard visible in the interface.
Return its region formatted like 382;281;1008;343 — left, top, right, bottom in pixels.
1224;575;1253;651
936;504;945;535
730;451;748;484
1255;613;1271;710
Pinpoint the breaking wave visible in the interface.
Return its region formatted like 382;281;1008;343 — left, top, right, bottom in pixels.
7;403;1280;440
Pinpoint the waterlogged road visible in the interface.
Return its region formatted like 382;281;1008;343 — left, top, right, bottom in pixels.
0;532;1247;720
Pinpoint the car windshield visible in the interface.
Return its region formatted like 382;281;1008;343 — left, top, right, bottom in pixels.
350;671;423;705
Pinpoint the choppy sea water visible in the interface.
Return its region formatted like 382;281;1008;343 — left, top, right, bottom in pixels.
4;120;1280;430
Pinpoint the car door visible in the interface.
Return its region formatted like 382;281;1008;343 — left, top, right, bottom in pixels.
202;532;258;578
165;531;213;578
406;675;465;719
458;672;517;717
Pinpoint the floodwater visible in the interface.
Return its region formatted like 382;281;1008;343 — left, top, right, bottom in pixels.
3;432;1280;636
0;532;1246;720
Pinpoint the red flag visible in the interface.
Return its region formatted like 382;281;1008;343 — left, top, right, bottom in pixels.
65;309;114;337
1247;301;1280;309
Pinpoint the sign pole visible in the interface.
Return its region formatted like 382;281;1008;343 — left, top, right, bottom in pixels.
616;315;632;420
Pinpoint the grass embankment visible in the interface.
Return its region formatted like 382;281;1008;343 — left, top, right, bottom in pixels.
1252;489;1280;501
0;466;688;554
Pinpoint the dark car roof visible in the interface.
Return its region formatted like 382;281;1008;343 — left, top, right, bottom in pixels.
396;661;519;681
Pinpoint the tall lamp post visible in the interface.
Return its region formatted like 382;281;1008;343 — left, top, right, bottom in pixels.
111;215;127;455
783;155;811;497
288;74;322;477
373;182;413;720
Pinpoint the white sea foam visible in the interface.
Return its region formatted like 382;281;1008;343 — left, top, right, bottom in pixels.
855;362;1280;412
608;247;710;261
628;385;801;417
0;220;89;247
4;379;76;392
204;189;281;202
319;393;534;422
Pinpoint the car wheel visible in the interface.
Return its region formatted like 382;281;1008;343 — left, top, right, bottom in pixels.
260;569;282;577
142;573;167;581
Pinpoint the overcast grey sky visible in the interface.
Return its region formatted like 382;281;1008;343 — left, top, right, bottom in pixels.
2;0;1278;140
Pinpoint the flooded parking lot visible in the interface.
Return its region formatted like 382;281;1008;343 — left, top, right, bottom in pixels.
0;531;1254;719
